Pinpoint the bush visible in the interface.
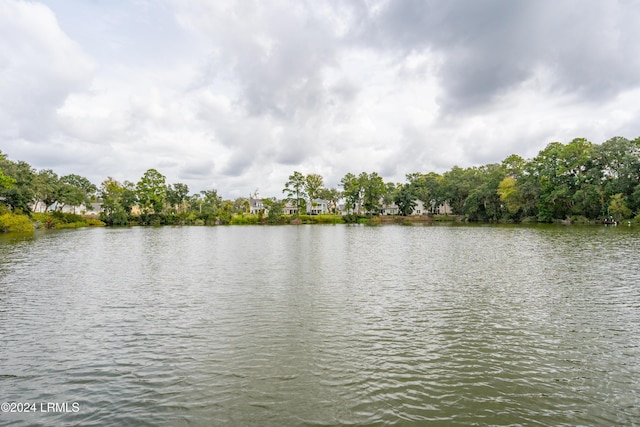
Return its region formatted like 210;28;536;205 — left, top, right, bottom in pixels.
50;211;83;224
343;214;366;224
230;214;259;225
31;212;105;229
0;213;34;233
568;215;592;225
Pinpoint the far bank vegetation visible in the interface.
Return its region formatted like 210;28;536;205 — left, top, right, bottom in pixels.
2;136;640;232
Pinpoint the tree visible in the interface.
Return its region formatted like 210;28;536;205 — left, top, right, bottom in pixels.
283;171;306;216
99;177;129;225
0;168;16;190
441;166;479;214
120;181;138;215
0;160;36;212
318;187;342;214
166;183;189;213
501;154;526;178
360;172;386;218
59;174;97;212
608;193;631;221
233;197;250;214
136;169;167;214
394;183;417;216
497;176;522;215
263;198;284;224
34;169;62;212
305;173;324;214
340;172;362;214
462;164;505;221
218;200;234;224
200;189;222;222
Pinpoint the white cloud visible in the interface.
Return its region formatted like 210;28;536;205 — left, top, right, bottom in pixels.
1;0;640;199
0;0;94;140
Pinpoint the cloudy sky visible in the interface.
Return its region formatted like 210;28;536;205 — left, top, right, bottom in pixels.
2;0;640;198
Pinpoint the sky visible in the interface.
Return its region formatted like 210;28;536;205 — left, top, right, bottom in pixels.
2;0;640;199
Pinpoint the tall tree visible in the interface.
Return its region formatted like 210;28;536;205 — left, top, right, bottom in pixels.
136;168;167;214
0;168;16;190
34;169;62;212
166;183;190;213
99;177;129;225
318;187;342;214
200;189;222;221
394;183;417;216
305;173;324;214
283;171;306;216
360;172;386;218
340;172;362;214
59;174;97;212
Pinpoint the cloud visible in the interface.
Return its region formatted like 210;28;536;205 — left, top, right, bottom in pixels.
1;0;640;199
357;0;640;113
0;0;94;140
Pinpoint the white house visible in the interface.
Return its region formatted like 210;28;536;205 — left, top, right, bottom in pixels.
249;196;268;215
379;199;452;215
307;199;329;215
283;200;299;215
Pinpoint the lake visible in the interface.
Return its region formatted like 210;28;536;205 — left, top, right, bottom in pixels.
1;224;639;426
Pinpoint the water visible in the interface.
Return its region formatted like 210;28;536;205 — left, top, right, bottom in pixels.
1;224;639;426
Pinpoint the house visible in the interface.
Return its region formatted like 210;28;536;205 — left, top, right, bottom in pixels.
427;200;452;215
379;199;452;216
380;202;399;215
31;201;102;215
307;199;329;215
283;200;299;215
249;196;268;215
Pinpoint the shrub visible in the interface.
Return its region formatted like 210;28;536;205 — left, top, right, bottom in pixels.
0;213;34;233
343;214;366;224
230;214;259;225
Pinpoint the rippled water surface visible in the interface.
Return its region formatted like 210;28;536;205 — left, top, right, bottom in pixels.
1;224;639;426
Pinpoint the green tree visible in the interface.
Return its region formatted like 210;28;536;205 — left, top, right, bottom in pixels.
0;168;16;190
218;200;234;224
263;198;284;224
136;169;167;214
501;154;526;178
120;181;138;215
99;177;129;225
441;166;479;214
283;171;306;216
59;174;97;212
394;183;417;216
463;164;505;221
305;173;324;214
608;193;632;221
318;187;342;214
34;169;63;212
360;172;386;218
166;183;190;214
340;172;362;214
233;197;250;214
200;189;222;223
497;176;523;215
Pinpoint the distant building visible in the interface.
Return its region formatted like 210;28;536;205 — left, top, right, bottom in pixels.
307;199;328;215
283;200;299;215
249;196;268;215
379;199;452;216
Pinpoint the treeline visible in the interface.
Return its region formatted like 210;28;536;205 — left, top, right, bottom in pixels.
1;135;640;232
283;136;640;223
